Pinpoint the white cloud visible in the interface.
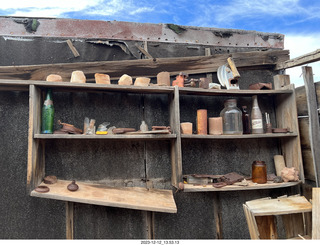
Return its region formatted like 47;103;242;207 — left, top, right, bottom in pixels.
284;33;320;87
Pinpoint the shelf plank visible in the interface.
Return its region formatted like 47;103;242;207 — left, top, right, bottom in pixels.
34;133;176;140
245;196;312;216
183;181;301;192
181;132;298;139
31;180;177;213
179;87;293;96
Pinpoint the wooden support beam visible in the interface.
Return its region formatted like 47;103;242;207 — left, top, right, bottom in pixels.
302;66;320;187
66;201;74;239
0;50;289;82
312;188;320;239
276;49;320;70
213;192;223;239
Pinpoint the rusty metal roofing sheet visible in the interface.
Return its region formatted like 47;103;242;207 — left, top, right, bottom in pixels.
0;17;284;49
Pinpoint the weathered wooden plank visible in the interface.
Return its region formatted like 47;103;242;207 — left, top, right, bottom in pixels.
302;66;320;186
276;49;320;70
255;215;278;239
312;188;320;239
245;196;312;216
31;180;177;213
169;86;182;188
243;204;260;239
296;82;320;116
27;85;45;192
66;202;74;240
275;81;304;182
213;193;223;239
0;50;289;82
183;181;301;192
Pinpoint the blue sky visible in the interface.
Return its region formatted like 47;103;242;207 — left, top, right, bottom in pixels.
1;0;319;87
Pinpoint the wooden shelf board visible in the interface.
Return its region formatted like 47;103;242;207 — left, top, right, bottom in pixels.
31;180;177;213
245;195;312;216
32;81;175;94
181;132;298;139
183;180;301;192
179;87;293;96
34;133;176;140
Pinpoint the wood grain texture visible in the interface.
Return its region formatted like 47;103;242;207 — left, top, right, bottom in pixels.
0;50;289;81
302;66;320;186
245;196;312;216
31;180;177;213
275;82;304;182
312;188;320;239
276;49;320;70
183;181;301;192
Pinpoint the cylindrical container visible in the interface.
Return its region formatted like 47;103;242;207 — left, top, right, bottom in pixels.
274;155;286;176
197;109;207;135
181;122;193;134
41;89;54;134
208;117;223;135
252;161;267;184
251;95;264;134
220;99;243;135
241;106;251;134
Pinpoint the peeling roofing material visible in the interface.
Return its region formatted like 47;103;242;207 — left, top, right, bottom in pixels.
0;16;284;49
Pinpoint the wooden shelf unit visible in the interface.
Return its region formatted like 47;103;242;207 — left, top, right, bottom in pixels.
27;82;180;213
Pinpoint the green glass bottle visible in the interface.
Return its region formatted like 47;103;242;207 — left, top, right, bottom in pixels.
41;89;54;134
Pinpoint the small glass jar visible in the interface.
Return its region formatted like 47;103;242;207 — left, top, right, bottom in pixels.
220;99;243;135
252;161;267;184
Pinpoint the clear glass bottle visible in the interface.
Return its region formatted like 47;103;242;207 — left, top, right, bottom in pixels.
41;89;54;134
220;99;243;135
251;95;264;134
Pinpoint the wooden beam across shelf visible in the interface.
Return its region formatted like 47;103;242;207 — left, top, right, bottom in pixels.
34;133;176;140
0;50;289;81
31;180;177;213
181;132;298;139
183;181;301;192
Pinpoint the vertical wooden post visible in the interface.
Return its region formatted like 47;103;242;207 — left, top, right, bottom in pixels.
145;211;154;239
205;48;213;84
66;201;74;239
169;86;182;188
27;85;45;192
213;192;223;239
302;66;320;187
312;188;320;239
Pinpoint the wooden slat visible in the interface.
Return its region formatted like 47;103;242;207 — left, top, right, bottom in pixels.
31;180;177;213
295;81;320;116
169;86;182;188
34;133;176;140
312;188;320;239
245;196;312;216
243;204;260;239
0;50;289;81
27;85;45;192
255;215;278;239
183;181;301;192
66;202;74;240
181;132;298;140
302;66;320;186
282;213;305;239
276;49;320;70
213;193;223;239
275;81;304;182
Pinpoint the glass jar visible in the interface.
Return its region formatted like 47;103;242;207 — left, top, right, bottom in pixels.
252;161;267;184
220;99;243;135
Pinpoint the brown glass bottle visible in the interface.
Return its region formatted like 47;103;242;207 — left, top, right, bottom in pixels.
252;161;267;184
241;106;251;134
